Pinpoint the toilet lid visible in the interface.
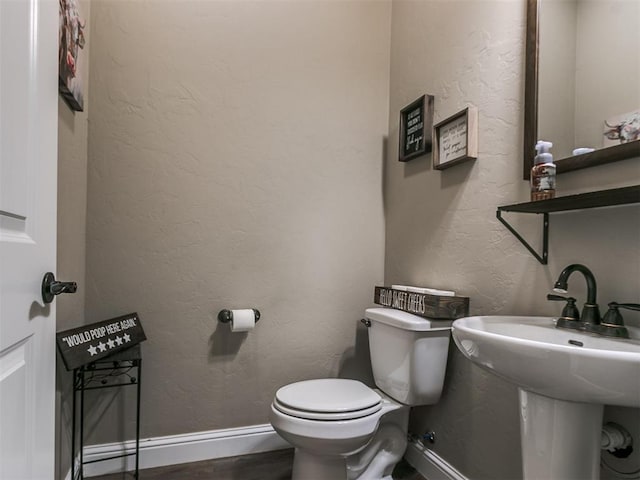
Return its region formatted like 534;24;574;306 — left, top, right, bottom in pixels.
275;379;381;414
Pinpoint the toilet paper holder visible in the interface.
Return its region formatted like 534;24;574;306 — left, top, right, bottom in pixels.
218;309;261;324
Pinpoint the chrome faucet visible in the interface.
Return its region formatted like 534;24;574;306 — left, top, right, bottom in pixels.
553;264;601;327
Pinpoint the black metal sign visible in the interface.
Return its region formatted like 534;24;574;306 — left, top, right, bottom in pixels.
56;312;146;370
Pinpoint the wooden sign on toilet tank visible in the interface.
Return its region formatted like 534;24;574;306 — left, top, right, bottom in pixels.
374;286;469;320
56;312;147;370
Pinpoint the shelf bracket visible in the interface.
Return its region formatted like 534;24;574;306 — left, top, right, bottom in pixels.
496;210;549;265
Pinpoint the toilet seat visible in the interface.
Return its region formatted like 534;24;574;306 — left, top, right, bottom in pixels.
274;379;382;421
273;398;382;421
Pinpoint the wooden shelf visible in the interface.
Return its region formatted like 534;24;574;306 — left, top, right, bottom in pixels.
498;185;640;214
496;185;640;264
555;141;640;174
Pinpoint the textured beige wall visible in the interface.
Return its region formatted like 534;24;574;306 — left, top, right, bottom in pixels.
573;0;640;148
386;1;639;479
57;24;90;332
538;0;577;159
539;0;639;157
74;0;639;476
85;0;390;443
56;0;91;477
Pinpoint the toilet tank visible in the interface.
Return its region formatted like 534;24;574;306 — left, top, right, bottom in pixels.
365;307;451;406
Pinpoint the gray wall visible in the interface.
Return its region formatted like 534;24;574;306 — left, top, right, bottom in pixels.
56;0;91;476
84;0;390;444
386;1;640;479
58;1;640;478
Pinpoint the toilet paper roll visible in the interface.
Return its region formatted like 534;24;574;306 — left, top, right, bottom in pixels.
230;309;256;332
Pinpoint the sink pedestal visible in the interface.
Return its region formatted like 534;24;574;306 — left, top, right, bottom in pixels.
519;389;604;480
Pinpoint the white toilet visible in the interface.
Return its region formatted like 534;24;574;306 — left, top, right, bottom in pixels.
269;307;451;480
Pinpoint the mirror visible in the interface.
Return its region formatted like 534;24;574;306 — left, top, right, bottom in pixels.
523;0;640;180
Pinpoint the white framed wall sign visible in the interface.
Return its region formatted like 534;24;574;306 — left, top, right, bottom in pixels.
433;106;478;170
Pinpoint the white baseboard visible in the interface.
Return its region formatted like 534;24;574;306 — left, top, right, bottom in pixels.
404;439;468;480
66;425;464;480
72;424;290;478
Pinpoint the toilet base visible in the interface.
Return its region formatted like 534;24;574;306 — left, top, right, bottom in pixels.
292;449;348;480
290;447;398;480
287;394;410;480
347;399;409;480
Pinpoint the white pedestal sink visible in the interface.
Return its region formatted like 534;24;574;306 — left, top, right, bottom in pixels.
452;316;640;480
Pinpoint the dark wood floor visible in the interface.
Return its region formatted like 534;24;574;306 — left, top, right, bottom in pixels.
90;448;426;480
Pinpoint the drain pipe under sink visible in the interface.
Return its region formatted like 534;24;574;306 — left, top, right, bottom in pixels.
602;422;633;457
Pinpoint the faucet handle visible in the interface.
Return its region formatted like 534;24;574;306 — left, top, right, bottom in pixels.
547;294;580;320
597;302;632;339
612;303;640;312
602;302;640;327
602;303;624;327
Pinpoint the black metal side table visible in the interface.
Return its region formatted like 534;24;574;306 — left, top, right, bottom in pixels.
71;344;142;480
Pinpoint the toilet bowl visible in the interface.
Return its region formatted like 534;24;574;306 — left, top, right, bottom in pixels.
269;379;408;480
269;308;452;480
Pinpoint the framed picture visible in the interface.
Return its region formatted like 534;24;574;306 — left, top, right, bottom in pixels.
398;95;434;162
433;106;478;170
59;0;86;112
603;109;640;147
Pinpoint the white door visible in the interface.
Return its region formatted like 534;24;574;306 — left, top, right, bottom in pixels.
0;0;59;478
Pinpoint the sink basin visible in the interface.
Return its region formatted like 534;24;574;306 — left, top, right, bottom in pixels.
452;315;640;407
452;316;640;480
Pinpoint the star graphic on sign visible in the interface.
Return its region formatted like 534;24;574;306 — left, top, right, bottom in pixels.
114;335;123;346
123;333;131;343
87;344;97;356
97;341;107;352
106;338;115;349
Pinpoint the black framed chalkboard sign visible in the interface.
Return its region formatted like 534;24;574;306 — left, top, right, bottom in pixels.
398;94;434;162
